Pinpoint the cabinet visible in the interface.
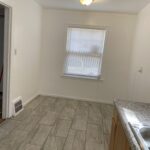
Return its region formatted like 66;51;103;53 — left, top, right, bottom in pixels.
109;109;131;150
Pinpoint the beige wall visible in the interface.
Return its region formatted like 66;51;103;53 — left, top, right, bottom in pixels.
40;9;137;103
0;0;42;114
129;3;150;103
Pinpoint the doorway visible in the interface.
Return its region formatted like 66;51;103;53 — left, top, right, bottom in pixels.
0;2;12;122
0;5;5;122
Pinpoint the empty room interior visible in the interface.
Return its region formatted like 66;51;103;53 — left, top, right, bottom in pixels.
0;0;150;149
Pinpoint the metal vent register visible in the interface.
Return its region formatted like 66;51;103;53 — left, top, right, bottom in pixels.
13;97;23;116
14;100;23;113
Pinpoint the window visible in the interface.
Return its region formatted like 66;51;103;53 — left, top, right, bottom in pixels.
64;27;106;79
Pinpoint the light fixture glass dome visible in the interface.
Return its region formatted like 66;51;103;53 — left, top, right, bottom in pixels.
80;0;93;6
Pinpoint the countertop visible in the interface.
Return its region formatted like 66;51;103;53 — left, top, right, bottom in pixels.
114;100;150;150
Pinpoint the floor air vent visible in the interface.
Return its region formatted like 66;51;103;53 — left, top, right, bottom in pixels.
13;97;24;116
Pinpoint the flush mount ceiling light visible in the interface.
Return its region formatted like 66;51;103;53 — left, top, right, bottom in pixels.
80;0;94;6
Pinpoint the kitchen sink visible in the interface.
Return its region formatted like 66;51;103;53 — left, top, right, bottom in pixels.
129;123;150;150
140;127;150;149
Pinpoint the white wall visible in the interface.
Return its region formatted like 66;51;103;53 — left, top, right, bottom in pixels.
40;9;137;103
10;0;42;105
0;0;42;110
129;3;150;103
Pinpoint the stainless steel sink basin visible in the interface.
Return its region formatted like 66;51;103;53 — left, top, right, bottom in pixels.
129;123;150;150
140;127;150;148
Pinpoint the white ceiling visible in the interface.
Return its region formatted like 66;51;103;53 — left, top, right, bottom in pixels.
35;0;150;13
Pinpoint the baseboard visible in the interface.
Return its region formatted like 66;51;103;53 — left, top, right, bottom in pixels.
40;93;113;104
23;93;40;107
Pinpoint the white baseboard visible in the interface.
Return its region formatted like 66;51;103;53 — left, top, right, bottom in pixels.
23;93;40;107
40;93;113;104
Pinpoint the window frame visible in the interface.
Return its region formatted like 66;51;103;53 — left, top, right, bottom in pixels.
63;25;108;80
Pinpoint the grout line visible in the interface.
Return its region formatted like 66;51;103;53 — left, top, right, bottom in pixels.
62;100;80;150
84;102;90;150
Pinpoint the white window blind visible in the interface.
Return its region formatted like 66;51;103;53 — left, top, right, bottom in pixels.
64;27;106;79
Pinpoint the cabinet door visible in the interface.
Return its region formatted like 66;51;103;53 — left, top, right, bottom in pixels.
109;118;117;150
114;120;128;150
109;109;131;150
125;139;131;150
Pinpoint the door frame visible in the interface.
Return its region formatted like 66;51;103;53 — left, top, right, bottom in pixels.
0;2;12;119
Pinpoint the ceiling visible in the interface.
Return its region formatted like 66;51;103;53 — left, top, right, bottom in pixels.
35;0;150;13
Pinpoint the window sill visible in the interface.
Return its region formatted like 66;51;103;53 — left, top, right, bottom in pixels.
62;74;104;81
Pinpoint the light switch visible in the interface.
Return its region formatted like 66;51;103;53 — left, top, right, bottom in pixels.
14;49;17;55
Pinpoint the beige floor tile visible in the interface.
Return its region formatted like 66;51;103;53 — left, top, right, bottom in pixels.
72;116;87;131
0;120;21;133
40;111;57;126
43;135;65;150
103;119;112;134
85;141;104;150
0;129;28;149
13;108;33;121
31;125;52;146
54;119;72;137
86;124;104;143
72;130;86;150
17;114;40;132
24;144;41;150
59;100;78;120
63;129;76;150
88;103;102;125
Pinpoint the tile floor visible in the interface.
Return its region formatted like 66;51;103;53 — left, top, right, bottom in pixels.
0;96;113;150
